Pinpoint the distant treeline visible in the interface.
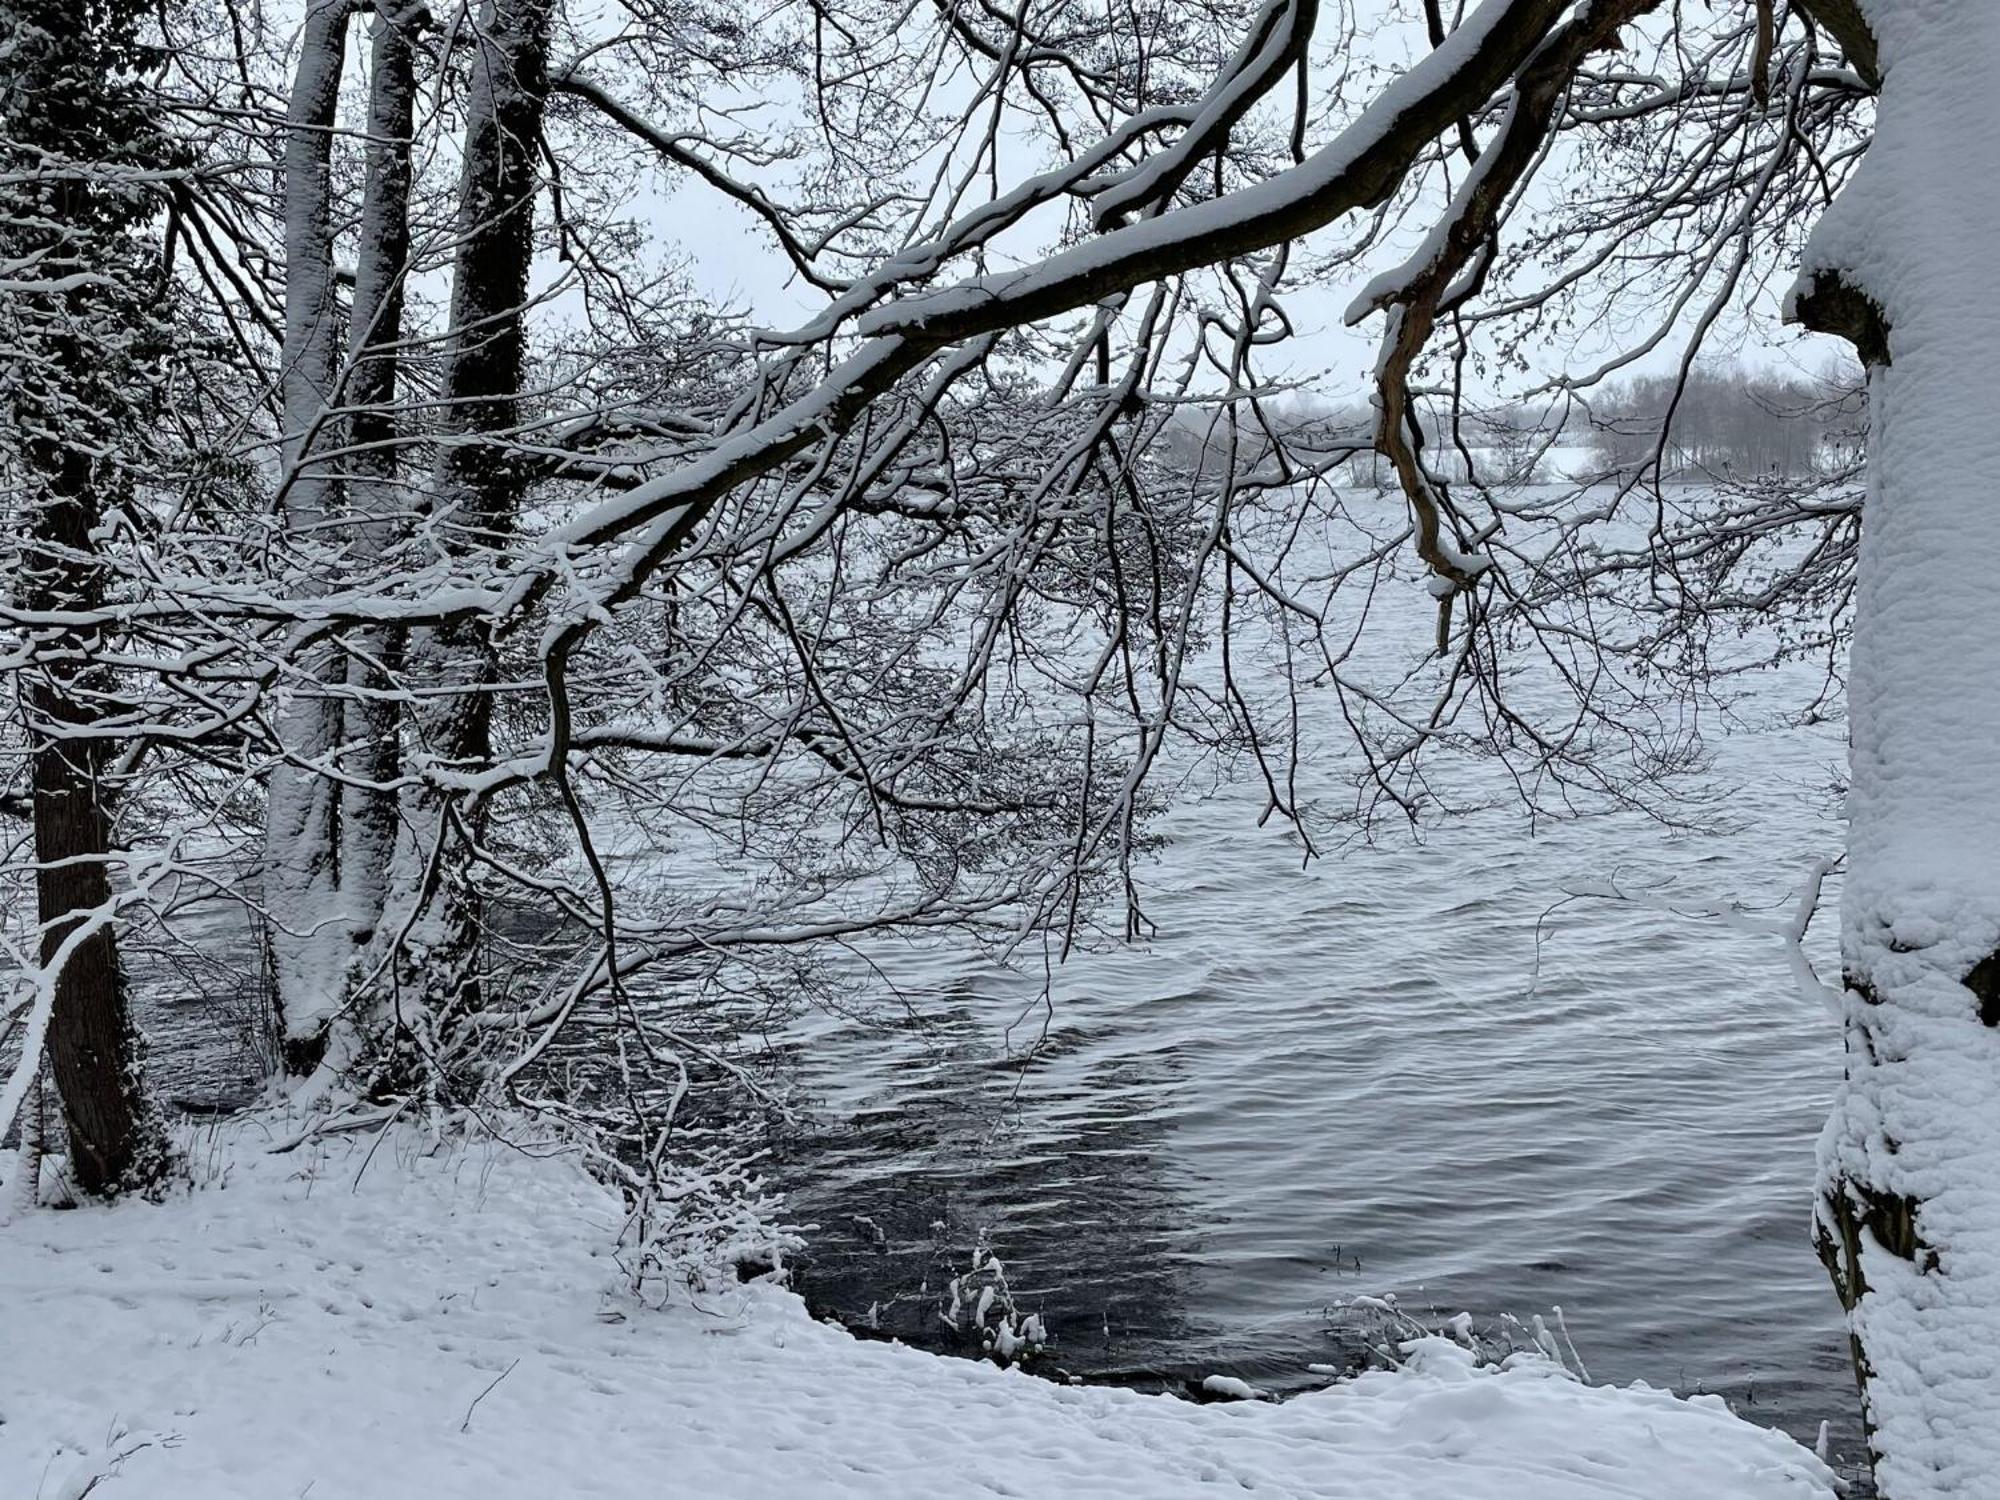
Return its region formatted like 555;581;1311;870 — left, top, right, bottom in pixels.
1154;362;1865;486
1580;367;1864;478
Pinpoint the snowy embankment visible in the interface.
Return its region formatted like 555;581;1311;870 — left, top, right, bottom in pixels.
2;1122;1839;1500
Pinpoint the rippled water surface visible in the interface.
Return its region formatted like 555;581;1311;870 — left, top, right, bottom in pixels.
766;553;1865;1465
125;497;1867;1474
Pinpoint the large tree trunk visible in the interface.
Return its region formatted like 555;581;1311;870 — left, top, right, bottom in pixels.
265;0;354;1072
389;0;552;1032
323;1;420;1074
1793;4;2000;1494
269;0;424;1077
0;0;172;1194
22;448;164;1195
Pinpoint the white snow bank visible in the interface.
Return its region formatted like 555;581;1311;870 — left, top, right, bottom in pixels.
1;1123;1839;1499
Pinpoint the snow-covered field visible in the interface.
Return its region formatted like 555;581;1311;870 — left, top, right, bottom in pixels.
2;1120;1840;1499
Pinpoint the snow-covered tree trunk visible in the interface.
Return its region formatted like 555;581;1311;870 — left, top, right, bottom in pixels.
1792;3;2000;1492
319;2;420;1072
264;0;354;1072
268;1;425;1077
389;0;552;1033
8;1067;42;1217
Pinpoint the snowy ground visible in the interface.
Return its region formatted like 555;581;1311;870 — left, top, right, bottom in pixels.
2;1120;1841;1500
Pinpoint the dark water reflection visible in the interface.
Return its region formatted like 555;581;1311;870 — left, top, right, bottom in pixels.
775;1006;1206;1386
763;666;1870;1477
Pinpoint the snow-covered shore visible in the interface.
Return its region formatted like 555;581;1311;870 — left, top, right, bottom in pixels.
3;1121;1840;1499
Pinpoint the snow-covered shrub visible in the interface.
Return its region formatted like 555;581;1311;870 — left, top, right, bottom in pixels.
608;1125;803;1308
453;945;807;1309
938;1238;1047;1367
1322;1293;1591;1383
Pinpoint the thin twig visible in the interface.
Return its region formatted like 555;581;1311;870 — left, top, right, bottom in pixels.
459;1358;520;1433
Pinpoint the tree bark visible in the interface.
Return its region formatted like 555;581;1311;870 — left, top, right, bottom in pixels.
1792;4;2000;1493
1796;0;1881;90
9;1068;43;1216
0;0;172;1193
265;0;355;1072
339;3;419;892
323;1;420;1074
268;0;429;1076
23;448;164;1195
389;0;552;1031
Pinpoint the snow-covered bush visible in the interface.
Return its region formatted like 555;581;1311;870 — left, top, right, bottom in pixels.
609;1127;803;1308
1322;1293;1591;1383
938;1239;1048;1367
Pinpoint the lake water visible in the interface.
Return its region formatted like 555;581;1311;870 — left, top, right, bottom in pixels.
123;490;1871;1480
762;518;1868;1473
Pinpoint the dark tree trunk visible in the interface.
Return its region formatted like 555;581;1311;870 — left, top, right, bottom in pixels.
1;0;182;1195
23;449;162;1195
